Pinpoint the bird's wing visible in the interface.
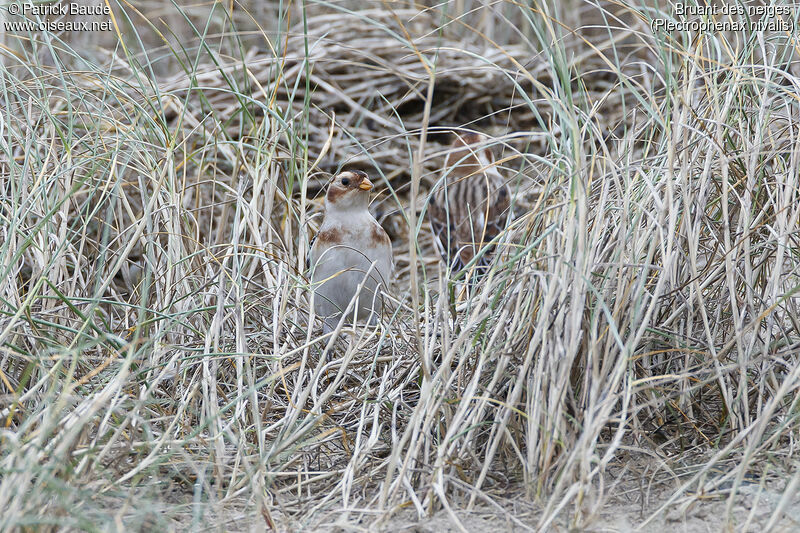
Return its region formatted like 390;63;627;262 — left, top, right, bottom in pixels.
428;189;460;269
428;178;511;271
431;177;473;269
306;233;317;271
486;180;511;237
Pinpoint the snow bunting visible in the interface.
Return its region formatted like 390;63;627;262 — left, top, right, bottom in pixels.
428;132;510;275
309;170;392;335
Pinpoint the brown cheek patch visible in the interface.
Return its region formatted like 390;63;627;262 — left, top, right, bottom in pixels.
327;185;348;203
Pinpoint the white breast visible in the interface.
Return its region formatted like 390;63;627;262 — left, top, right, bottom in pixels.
309;214;391;329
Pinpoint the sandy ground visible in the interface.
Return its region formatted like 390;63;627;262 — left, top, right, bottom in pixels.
172;471;799;532
305;485;799;533
169;455;799;531
294;454;800;533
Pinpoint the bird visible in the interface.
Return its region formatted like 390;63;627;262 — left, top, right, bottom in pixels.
428;132;510;279
309;170;393;336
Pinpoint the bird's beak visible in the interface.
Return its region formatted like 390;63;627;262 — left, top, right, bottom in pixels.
359;178;374;191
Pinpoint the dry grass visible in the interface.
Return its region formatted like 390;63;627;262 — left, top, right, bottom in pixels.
1;0;799;531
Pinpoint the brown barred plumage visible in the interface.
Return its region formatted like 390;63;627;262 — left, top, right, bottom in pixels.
428;132;510;274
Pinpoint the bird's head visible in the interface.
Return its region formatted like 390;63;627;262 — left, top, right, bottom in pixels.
325;170;374;212
444;132;499;180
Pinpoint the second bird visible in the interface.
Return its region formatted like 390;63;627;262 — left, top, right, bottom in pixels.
429;132;510;276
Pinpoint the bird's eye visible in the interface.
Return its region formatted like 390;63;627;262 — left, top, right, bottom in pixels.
341;177;350;186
